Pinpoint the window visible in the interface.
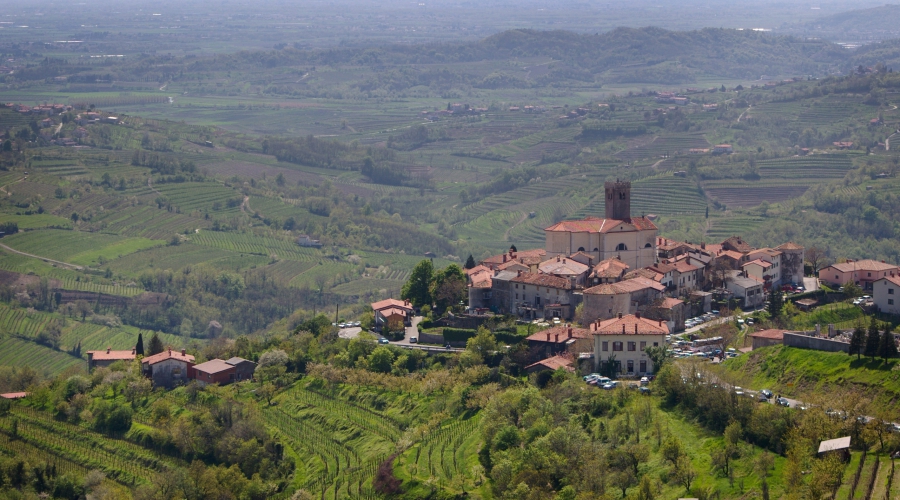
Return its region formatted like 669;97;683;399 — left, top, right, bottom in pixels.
890;288;895;295
578;247;585;252
602;341;609;351
868;272;872;277
627;360;634;373
515;284;519;289
653;342;658;347
613;341;623;351
515;293;518;299
645;243;652;248
640;341;646;350
628;342;636;351
616;243;628;251
835;275;839;280
640;360;647;373
890;299;895;306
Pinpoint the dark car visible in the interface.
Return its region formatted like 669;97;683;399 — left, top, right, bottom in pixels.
775;397;790;407
760;389;773;399
757;393;768;403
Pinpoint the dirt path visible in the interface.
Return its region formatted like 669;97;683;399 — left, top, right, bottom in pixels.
737;104;752;122
0;176;26;197
0;242;84;270
504;212;529;241
147;176;161;196
240;195;250;213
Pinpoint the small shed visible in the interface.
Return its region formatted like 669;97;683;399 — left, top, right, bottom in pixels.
818;436;851;462
525;355;574;374
225;357;257;381
795;298;818;312
748;329;785;350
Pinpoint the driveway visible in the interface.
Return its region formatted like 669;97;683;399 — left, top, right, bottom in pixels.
803;277;819;292
338;327;362;339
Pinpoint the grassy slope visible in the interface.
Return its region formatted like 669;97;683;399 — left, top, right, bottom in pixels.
720;345;900;406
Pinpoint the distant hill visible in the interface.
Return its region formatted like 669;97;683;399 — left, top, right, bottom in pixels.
193;27;849;86
795;4;900;43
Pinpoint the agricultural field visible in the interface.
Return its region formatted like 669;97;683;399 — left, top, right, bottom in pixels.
0;337;83;376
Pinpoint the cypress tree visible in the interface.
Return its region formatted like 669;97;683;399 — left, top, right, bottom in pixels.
879;324;898;361
135;331;145;357
464;254;476;270
849;326;865;360
864;316;881;359
148;332;164;356
767;290;783;319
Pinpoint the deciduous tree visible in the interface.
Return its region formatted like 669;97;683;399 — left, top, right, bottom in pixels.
401;259;434;307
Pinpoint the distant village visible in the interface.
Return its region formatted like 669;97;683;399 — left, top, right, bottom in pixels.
463;181;900;377
2;102;120;148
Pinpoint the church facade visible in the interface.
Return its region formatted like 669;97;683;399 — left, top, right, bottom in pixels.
544;181;658;269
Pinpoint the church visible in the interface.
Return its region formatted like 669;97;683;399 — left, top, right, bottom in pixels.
544;181;657;269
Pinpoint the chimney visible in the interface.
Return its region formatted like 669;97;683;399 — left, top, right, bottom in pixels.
622;324;626;334
106;347;110;354
701;242;706;250
635;324;638;334
557;255;560;262
618;312;622;319
659;320;662;326
635;312;641;319
131;348;135;354
503;254;507;263
568;328;573;338
168;348;172;354
181;349;186;356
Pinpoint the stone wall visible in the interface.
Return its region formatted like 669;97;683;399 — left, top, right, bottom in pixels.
783;332;849;353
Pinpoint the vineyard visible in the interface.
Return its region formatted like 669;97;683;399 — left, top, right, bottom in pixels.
0;337;82;375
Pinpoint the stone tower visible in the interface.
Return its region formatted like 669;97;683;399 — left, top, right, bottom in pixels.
604;180;631;220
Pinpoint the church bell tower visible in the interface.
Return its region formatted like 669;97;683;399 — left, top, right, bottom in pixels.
604;180;631;220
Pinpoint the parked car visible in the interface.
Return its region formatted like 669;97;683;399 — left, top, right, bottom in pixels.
760;389;773;399
757;393;769;403
775;397;790;407
583;373;602;382
409;337;418;343
639;386;651;395
640;376;649;386
378;338;390;344
601;381;619;390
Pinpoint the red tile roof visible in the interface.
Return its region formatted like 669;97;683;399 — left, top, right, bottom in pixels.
829;259;899;273
776;242;804;251
370;298;413;312
0;392;27;399
539;258;589;276
721;236;752;253
465;265;491;276
525;355;575;372
583;277;666;295
590;314;669;335
141;349;195;365
88;348;136;361
748;329;785;340
511;272;574;289
544;216;657;233
876;275;900;287
526;325;591;343
592;258;630;278
673;260;699;273
482;249;546;266
660;297;684;309
743;259;773;270
379;307;409;318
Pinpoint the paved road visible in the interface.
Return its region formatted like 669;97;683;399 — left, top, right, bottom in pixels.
337;327;362;339
391;316;465;352
803;276;819;292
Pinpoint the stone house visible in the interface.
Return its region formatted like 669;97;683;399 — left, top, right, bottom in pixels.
141;349;195;389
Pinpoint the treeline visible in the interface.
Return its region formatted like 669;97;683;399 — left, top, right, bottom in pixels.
458;163;572;204
263;136;353;170
131;150;197;175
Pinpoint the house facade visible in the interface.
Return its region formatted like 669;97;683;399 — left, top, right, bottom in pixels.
371;298;414;332
141;349;195;389
581;277;666;324
591;313;668;376
87;348;136;371
192;359;236;386
225;357;256;381
818;260;900;290
873;276;900;315
726;273;765;308
509;272;578;321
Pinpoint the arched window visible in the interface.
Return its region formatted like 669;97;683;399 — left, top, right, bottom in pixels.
644;243;652;248
593;247;599;252
616;243;627;251
577;247;585;252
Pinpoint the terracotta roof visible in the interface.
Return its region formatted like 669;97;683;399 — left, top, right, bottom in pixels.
482;249;546;266
380;307;408;318
829;259;899;273
88;349;136;361
544;216;657;233
497;260;530;271
193;358;235;375
658;238;690;251
660;297;684;309
568;251;595;262
776;242;804;251
539;258;589;276
650;262;676;274
583;277;666;295
0;392;27;399
525;355;575;372
748;329;785;340
511;272;574;289
721;236;752;253
141;349;195;365
370;298;413;312
526;325;591;343
590;314;670;335
673;260;698;273
465;265;491;276
470;277;493;289
743;259;773;270
718;250;745;261
591;258;629;278
623;268;664;282
876;275;900;287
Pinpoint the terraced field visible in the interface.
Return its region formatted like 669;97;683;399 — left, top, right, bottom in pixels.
0;337;83;375
330;278;407;297
702;180;813;208
614;133;711;162
1;229;162;267
190;231;321;261
705;215;766;240
153;182;244;214
756;154;855;180
59;323;183;354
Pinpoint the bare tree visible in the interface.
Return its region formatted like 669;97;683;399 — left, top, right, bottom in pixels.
805;246;831;275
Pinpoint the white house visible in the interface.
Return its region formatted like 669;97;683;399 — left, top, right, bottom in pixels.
591;313;668;376
873;276;900;315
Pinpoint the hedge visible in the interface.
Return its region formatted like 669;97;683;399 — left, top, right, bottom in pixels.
441;327;526;344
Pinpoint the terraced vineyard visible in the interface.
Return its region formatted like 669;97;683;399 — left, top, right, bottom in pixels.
153;182;243;214
702;179;813;208
614;133;711;162
705;215;766;240
330;278;406;297
0;303;56;338
190;231;321;262
0;405;177;486
0;337;83;375
756;154;855;180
